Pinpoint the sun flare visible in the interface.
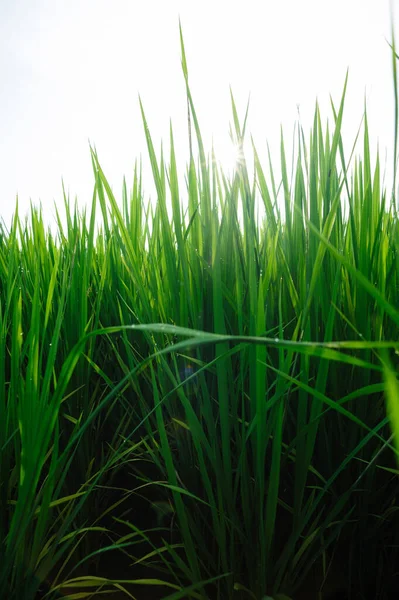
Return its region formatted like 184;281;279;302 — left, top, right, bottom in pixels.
213;137;245;176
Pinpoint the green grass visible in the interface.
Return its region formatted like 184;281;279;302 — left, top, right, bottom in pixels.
1;20;399;600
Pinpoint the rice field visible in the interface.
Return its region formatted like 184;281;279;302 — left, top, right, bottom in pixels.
1;24;399;600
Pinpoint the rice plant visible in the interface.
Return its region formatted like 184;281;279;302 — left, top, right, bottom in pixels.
1;20;399;600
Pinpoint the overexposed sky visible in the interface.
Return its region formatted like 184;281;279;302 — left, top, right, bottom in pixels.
0;0;395;229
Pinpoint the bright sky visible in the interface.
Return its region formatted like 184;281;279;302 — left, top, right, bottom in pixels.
0;0;395;230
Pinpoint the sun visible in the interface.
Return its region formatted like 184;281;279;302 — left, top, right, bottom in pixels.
213;136;245;177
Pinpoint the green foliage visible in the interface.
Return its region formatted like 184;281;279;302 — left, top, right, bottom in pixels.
1;20;399;600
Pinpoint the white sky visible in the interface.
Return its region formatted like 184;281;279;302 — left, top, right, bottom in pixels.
0;0;396;230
